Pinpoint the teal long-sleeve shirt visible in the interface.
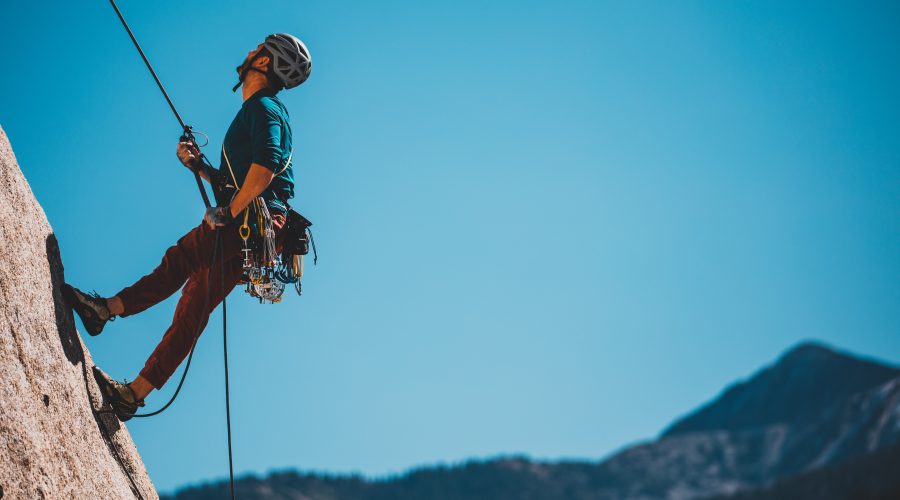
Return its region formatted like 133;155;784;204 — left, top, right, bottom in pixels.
219;88;294;215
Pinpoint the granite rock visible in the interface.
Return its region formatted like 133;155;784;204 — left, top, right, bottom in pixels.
0;125;157;499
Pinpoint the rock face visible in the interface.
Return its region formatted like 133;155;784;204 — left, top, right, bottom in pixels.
0;125;157;499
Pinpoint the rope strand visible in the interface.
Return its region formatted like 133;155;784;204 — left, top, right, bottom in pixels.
221;234;236;500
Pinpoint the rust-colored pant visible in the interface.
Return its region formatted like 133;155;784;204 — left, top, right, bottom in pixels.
115;215;285;389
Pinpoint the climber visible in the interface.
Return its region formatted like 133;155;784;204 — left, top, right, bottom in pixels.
62;33;312;421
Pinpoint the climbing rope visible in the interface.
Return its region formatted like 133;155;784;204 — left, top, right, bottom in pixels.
108;0;213;209
127;231;221;419
92;229;226;499
106;2;236;497
100;230;234;498
221;232;236;500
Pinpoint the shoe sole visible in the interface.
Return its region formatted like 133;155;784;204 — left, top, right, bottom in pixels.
61;284;105;337
92;366;137;421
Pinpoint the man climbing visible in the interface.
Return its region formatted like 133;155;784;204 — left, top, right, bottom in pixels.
62;33;312;421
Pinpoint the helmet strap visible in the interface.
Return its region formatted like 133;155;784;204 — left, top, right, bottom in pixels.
232;52;268;92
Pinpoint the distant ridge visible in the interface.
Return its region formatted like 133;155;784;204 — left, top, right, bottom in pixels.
663;341;900;437
715;442;900;500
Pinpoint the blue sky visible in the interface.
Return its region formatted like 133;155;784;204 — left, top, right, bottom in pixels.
2;0;899;494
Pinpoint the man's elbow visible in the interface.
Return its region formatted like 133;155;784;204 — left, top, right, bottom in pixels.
249;163;277;182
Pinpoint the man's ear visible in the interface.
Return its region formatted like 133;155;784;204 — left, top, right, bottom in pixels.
253;54;270;70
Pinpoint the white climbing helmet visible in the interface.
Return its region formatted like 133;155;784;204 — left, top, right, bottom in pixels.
264;33;312;89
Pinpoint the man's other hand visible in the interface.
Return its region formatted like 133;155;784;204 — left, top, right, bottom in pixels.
177;141;201;170
204;206;233;229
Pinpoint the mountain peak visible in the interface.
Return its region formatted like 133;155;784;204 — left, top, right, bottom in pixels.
779;340;842;363
782;340;833;356
662;341;900;437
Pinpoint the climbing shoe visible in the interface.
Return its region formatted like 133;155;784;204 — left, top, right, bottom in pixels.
92;366;144;422
61;284;114;336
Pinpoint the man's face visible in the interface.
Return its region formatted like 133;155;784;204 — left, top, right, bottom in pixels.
236;43;265;76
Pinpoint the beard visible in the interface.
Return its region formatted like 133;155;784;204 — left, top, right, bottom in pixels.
236;58;250;77
233;49;267;92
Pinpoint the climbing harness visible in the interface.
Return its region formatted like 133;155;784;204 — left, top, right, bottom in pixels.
223;145;315;303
